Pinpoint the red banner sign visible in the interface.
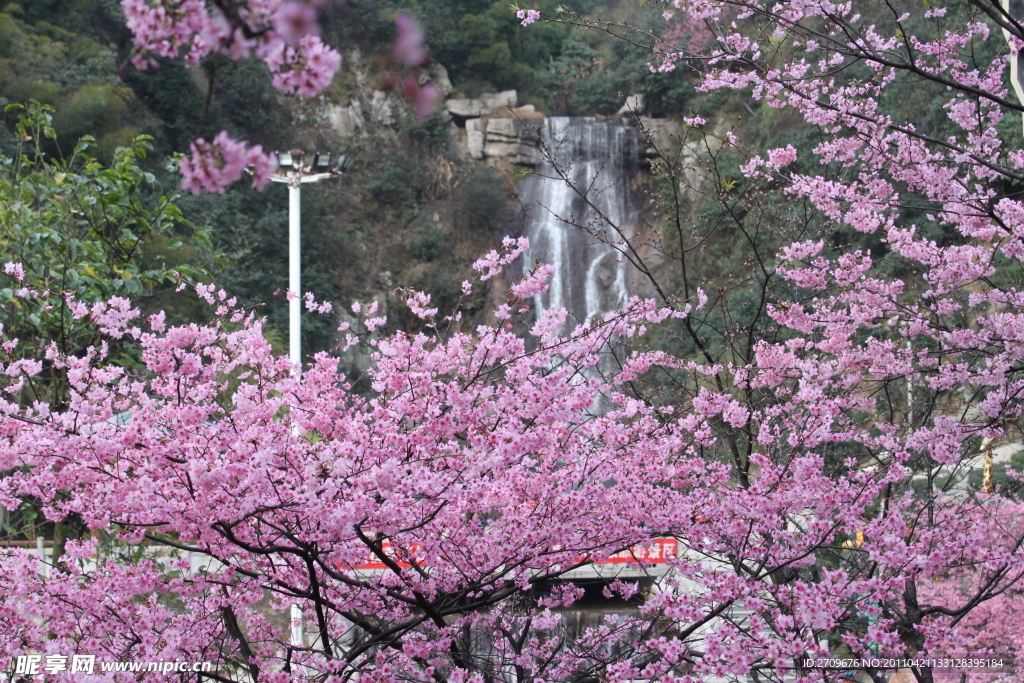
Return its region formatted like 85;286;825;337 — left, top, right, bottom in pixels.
352;539;677;570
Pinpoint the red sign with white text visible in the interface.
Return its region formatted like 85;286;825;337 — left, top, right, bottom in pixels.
352;539;677;570
598;538;676;564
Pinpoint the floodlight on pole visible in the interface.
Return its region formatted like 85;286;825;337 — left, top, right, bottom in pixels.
261;149;354;375
312;152;331;171
277;151;295;170
333;154;354;174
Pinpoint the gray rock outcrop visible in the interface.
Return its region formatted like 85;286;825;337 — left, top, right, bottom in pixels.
446;90;519;118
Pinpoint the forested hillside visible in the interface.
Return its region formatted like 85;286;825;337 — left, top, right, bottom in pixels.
5;0;1024;378
0;0;697;363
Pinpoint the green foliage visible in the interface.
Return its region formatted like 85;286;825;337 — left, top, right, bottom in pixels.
454;166;507;234
177;180;349;362
547;39;618;115
53;83;135;152
120;65;211;154
410;226;445;262
622;57;695;117
0;7;64;105
207;55;291;147
367;156;428;207
339;0;570;107
0;102;216;402
0;4;136;160
400;112;451;149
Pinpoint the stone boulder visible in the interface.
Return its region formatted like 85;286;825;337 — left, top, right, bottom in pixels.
639;118;684;155
446;90;518;118
490;104;545;120
428;62;453;96
466;118;485;160
483;117;521;157
324;102;366;138
369;90;400;126
616;94;645;116
483;116;544;165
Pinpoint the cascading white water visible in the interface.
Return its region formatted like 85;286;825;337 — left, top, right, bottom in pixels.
518;117;641;330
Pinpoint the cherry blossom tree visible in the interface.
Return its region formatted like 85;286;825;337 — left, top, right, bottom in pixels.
917;499;1024;682
505;0;1024;680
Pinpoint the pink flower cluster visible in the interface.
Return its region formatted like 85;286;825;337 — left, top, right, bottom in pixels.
398;289;438;319
122;1;444;192
472;236;531;280
517;8;541;26
381;13;441;119
5;0;1024;676
263;33;341;97
393;13;428;67
303;292;333;314
179;132;275;195
740;145;799;177
3;267;1016;677
120;0;341;96
510;263;555;299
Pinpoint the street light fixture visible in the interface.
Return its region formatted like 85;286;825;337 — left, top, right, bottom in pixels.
311;152;331;171
265;149;354;374
263;149;353;654
276;151;295;170
333;154;354;174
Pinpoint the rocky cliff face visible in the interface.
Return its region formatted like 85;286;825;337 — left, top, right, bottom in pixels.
310;65;680;171
276;52;695;363
444;89;679;171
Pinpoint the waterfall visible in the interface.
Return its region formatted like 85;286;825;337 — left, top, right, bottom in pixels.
518;117;641;330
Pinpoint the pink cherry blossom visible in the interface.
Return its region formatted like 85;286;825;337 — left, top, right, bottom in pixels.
272;0;322;44
517;8;541;26
393;13;428;67
179;131;275;195
413;81;441;119
510;263;555;299
117;1;350;191
262;33;341;97
473;236;530;280
399;288;438;319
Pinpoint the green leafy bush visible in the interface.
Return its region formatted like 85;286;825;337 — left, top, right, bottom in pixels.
0;102;216;402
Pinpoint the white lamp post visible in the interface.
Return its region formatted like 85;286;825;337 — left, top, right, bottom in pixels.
290;603;304;648
1002;0;1024;132
267;151;353;657
269;151;355;372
